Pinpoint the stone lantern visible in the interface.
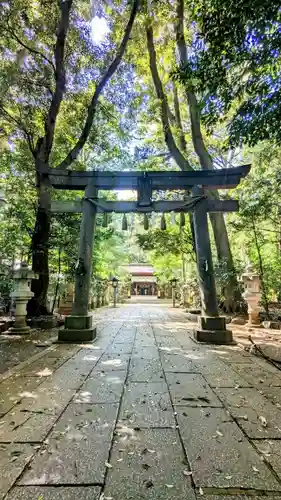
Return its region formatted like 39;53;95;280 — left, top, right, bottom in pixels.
241;264;262;326
8;262;35;335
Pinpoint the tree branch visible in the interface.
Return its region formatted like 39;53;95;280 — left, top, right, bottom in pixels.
37;0;73;162
56;0;140;170
6;23;56;73
0;105;35;156
172;81;187;153
175;0;213;171
145;21;192;172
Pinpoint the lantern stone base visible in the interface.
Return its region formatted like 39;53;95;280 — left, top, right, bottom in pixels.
58;314;96;342
8;325;31;335
194;316;233;344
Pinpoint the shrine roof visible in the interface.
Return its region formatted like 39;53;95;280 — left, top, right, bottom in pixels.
126;264;154;276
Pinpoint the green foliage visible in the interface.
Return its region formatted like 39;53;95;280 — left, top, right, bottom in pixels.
181;0;281;145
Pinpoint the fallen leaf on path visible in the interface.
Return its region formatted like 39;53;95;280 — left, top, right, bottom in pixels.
259;416;267;427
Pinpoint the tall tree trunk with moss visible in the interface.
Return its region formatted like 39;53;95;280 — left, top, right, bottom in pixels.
28;0;139;311
174;0;242;311
146;8;242;312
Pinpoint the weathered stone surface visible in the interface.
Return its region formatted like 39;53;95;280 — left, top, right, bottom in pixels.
19;356;65;377
214;347;252;364
134;337;155;347
253;439;281;481
196;361;251;388
67;349;101;367
156;336;181;349
0;376;43;417
166;373;222;407
107;342;133;355
214;387;281;438
47;362;90;390
201;497;277;500
74;370;126;403
131;346;159;359
19;403;118;485
177;407;279;489
233;362;281;387
160;352;198;373
259;386;281;406
0;443;35;500
0;402;58;443
94;353;129;371
128;358;163;382
104;428;195;500
6;486;101;500
120;382;174;427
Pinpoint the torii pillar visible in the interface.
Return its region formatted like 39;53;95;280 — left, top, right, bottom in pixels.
58;184;97;342
192;187;232;344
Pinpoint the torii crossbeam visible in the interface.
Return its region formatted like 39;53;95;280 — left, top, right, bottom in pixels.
44;164;251;344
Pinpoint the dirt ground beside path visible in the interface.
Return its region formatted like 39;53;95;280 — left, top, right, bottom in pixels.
1;304;281;499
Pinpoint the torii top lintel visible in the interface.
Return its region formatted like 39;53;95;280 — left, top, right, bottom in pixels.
43;164;251;191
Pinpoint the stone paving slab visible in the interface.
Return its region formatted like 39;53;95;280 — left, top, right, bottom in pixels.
160;352;198;373
19;403;118;485
166;373;222;407
176;407;280;490
95;353;130;371
131;346;159;359
120;382;174;427
6;486;101;500
0;376;43;417
128;358;164;383
74;370;126;403
46;362;90;390
134;337;155;347
0;406;58;443
214;387;281;438
67;349;101;366
103;428;195;500
18;356;66;378
201;497;278;500
259;386;281;406
196;362;252;388
233;362;281;387
46;344;81;358
0;443;35;500
253;439;281;481
106;342;133;355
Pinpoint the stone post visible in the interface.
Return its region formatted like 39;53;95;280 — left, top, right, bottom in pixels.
8;263;35;335
59;185;97;342
192;187;232;344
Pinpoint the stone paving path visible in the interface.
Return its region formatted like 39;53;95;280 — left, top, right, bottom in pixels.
1;305;281;499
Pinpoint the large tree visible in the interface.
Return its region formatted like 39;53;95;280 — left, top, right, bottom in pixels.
141;0;241;310
0;0;139;311
180;0;281;146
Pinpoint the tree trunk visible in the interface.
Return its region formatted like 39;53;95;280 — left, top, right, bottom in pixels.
174;0;242;312
30;178;51;315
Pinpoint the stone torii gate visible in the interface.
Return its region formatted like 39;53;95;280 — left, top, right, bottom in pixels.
45;164;250;344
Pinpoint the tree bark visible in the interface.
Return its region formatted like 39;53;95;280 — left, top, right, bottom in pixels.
31;179;51;314
31;0;139;309
175;0;242;311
